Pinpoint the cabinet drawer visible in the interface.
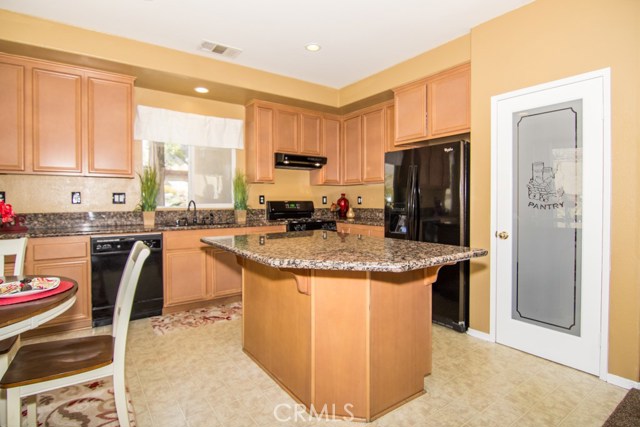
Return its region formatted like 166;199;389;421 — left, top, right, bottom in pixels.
164;228;246;250
31;239;88;261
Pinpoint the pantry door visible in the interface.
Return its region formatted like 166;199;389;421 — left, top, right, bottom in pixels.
491;69;610;376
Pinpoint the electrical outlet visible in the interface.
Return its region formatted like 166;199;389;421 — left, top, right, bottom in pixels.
357;196;362;205
259;195;265;205
322;196;327;204
71;192;81;204
112;193;126;204
0;192;5;202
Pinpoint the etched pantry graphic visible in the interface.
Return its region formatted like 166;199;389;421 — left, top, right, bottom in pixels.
527;161;564;209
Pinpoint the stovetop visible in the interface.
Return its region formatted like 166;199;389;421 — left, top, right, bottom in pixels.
266;200;336;231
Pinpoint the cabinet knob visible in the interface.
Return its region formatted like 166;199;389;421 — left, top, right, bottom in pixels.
495;231;510;240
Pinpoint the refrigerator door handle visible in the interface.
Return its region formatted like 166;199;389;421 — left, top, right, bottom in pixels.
407;165;419;240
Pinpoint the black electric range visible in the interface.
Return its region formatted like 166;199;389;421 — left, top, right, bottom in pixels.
267;201;337;232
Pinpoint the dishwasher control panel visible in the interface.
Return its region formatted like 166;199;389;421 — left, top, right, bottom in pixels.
91;234;162;254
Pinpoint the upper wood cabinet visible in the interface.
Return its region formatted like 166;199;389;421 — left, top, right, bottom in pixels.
342;115;362;184
362;108;385;182
310;116;341;185
393;62;470;145
0;53;135;177
245;102;275;183
299;112;322;155
274;108;299;153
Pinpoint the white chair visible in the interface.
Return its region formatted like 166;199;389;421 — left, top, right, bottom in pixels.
0;240;150;427
0;237;27;427
0;237;27;277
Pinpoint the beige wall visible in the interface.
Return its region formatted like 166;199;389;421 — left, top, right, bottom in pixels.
469;0;640;380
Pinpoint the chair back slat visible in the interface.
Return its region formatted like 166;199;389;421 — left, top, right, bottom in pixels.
0;237;28;276
111;241;150;367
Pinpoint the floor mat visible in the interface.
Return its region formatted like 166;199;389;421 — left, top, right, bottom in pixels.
149;302;242;335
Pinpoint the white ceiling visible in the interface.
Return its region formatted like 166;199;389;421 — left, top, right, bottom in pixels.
0;0;532;88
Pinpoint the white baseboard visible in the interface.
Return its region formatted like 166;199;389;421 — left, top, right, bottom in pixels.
466;328;493;342
607;374;640;390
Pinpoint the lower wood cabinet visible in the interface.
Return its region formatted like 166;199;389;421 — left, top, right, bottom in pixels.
24;236;92;335
163;225;286;311
337;223;385;237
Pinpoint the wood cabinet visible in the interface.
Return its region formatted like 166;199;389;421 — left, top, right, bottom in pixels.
245;103;275;183
362;108;385;182
342;115;363;184
163;225;286;311
274;108;299;153
310;116;341;185
0;53;134;177
299;112;322;155
337;223;385;237
23;236;92;335
393;62;470;145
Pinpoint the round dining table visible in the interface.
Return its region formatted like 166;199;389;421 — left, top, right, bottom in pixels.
0;276;78;341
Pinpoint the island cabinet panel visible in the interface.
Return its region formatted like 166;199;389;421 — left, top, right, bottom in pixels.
342;115;363;184
299;112;322;156
274;108;299;153
23;236;92;335
242;261;311;406
370;270;431;415
31;66;83;174
0;61;25;171
310;116;341;185
86;73;133;176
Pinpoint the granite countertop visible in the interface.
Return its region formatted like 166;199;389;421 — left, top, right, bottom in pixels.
0;219;288;239
201;230;487;273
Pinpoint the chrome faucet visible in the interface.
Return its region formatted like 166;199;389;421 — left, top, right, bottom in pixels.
187;200;197;224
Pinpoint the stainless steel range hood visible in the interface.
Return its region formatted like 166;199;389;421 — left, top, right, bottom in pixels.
274;153;327;170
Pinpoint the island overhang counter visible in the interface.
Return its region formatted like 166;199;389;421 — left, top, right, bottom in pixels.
201;230;487;422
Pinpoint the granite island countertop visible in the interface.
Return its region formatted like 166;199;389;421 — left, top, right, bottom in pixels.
201;230;487;273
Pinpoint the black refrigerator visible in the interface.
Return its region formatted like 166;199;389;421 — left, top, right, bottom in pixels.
384;140;470;332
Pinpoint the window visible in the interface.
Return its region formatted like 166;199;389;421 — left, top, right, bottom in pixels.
142;140;236;208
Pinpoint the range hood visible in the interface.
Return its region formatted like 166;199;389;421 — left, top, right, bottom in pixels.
274;153;327;170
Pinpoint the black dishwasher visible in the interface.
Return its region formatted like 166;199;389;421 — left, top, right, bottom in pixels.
91;234;163;327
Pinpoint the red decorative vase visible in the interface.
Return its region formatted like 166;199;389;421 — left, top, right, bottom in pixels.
337;193;349;219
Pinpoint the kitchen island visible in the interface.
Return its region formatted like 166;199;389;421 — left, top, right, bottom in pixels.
201;230;487;422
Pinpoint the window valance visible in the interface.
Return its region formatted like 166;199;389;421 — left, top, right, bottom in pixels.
134;105;243;149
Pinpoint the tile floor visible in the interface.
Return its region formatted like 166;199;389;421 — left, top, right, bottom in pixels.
28;318;627;427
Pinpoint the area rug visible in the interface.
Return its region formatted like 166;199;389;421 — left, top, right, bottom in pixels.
149;302;242;335
21;378;135;427
603;388;640;426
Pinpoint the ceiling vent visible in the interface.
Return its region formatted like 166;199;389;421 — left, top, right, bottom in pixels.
199;40;242;58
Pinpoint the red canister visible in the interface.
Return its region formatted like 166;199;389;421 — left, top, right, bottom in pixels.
337;193;349;219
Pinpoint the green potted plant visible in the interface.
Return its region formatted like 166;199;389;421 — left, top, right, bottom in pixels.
233;171;249;224
137;166;160;228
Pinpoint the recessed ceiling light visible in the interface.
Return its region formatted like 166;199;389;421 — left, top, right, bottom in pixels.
194;87;209;94
305;43;321;52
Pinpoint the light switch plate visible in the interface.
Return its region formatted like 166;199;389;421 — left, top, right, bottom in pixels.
259;195;265;204
357;196;362;205
322;196;327;205
71;192;81;204
0;192;5;202
112;193;126;204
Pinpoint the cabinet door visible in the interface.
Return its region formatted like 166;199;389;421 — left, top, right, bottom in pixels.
362;108;385;183
394;82;427;144
342;115;362;184
310;117;341;185
427;63;470;138
164;249;209;306
30;259;91;327
274;108;299;153
299;112;322;155
87;73;133;177
0;60;25;171
31;66;83;173
246;104;275;183
210;250;242;297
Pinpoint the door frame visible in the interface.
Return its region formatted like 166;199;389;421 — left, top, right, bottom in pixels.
489;68;611;380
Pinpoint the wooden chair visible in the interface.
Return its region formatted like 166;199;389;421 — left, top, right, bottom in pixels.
0;240;150;427
0;237;28;426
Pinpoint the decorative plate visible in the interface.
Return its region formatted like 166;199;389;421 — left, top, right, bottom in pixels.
0;277;60;298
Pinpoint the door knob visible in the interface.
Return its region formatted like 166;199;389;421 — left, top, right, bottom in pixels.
496;231;509;240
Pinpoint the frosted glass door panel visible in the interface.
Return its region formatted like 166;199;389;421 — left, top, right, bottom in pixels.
513;100;582;336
